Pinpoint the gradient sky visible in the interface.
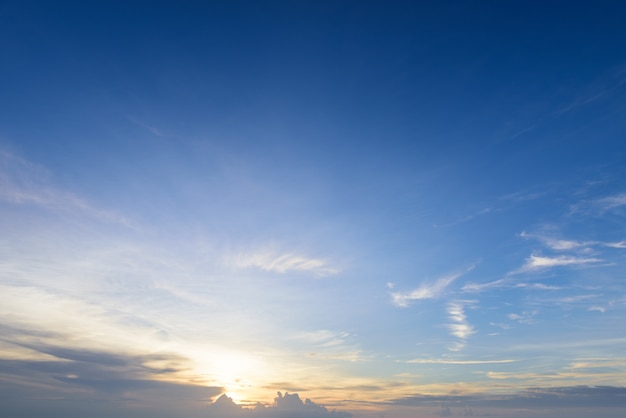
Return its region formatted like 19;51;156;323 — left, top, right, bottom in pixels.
2;1;626;418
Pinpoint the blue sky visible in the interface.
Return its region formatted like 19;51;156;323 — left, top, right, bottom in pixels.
1;1;626;417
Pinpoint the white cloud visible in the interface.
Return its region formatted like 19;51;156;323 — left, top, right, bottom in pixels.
597;192;626;210
232;250;339;276
462;278;509;293
508;310;538;324
588;306;606;313
391;265;476;307
521;231;589;251
557;294;599;303
293;330;350;347
446;301;475;351
570;191;626;216
290;330;363;362
520;231;626;252
516;254;602;272
515;283;561;290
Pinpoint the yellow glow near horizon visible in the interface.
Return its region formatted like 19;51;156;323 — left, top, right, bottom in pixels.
185;347;268;399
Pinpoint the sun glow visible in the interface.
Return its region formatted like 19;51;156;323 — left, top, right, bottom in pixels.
188;348;267;398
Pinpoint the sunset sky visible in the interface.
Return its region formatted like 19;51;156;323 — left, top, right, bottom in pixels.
1;1;626;418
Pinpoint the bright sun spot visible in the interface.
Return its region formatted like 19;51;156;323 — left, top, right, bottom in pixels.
186;347;267;400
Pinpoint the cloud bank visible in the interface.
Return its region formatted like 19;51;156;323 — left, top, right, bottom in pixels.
207;392;352;418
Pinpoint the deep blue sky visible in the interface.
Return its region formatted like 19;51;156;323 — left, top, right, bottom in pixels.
1;1;626;418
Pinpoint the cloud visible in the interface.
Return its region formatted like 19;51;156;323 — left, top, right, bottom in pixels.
389;386;626;408
446;301;475;351
596;192;626;211
0;149;133;227
570;192;626;216
520;231;626;251
462;278;509;293
391;265;476;307
232;250;339;276
290;330;363;362
556;294;599;303
516;254;602;273
0;343;221;405
508;311;538;324
462;277;559;294
126;115;164;136
433;207;493;228
517;283;561;290
528;235;588;251
206;392;352;418
605;240;626;248
500;190;546;202
406;358;516;365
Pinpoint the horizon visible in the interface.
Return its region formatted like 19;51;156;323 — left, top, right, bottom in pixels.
1;1;626;417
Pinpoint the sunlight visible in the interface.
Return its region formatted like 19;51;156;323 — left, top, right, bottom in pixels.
189;347;266;399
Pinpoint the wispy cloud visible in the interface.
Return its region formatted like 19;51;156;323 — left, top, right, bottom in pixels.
232;249;339;276
462;278;509;293
462;276;564;294
521;231;588;250
446;301;476;351
291;330;363;362
605;240;626;248
433;207;493;228
126;115;164;137
517;282;562;290
406;358;516;365
391;265;476;307
598;193;626;210
391;385;626;408
0;149;134;227
521;231;626;251
554;66;626;117
508;310;538;324
500;190;546;202
515;254;602;273
556;294;600;303
570;191;626;216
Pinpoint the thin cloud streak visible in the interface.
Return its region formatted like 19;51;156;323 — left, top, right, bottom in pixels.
516;254;603;273
406;358;516;365
0;149;134;228
391;265;476;307
521;231;626;251
232;250;339;276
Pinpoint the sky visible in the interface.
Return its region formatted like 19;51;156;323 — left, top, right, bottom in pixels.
1;1;626;417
